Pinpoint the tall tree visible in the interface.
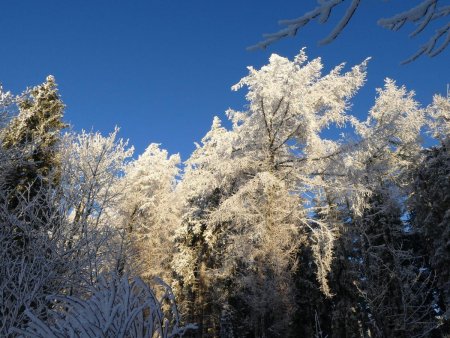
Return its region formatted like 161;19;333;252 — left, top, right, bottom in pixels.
1;75;66;201
117;143;181;281
59;128;134;286
174;49;369;337
0;76;68;334
173;117;236;337
408;93;450;335
346;80;436;337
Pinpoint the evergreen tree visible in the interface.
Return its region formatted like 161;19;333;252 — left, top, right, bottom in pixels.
410;139;450;335
357;192;428;337
0;76;68;334
1;75;66;211
347;80;437;337
173;117;235;337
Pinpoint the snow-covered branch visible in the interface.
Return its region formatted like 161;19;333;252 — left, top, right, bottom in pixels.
250;0;450;63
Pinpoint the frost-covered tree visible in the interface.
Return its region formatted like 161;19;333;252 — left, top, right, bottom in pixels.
0;76;66;270
0;76;66;262
227;48;368;304
172;117;236;337
287;78;439;338
355;192;436;337
427;92;450;144
250;0;450;64
174;49;369;337
1;51;448;338
326;200;365;338
0;78;69;335
342;80;438;337
0;83;19;196
0;183;80;336
59;128;134;287
117;143;181;281
1;75;66;218
0;81;193;336
408;93;450;335
222;50;367;336
345;79;426;209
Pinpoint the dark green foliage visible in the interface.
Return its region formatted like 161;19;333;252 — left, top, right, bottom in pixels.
410;141;450;336
0;76;68;335
1;75;66;214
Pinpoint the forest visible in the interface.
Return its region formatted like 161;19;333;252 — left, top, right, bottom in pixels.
0;49;449;337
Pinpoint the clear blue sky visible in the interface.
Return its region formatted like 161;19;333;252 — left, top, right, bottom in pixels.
1;1;448;159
